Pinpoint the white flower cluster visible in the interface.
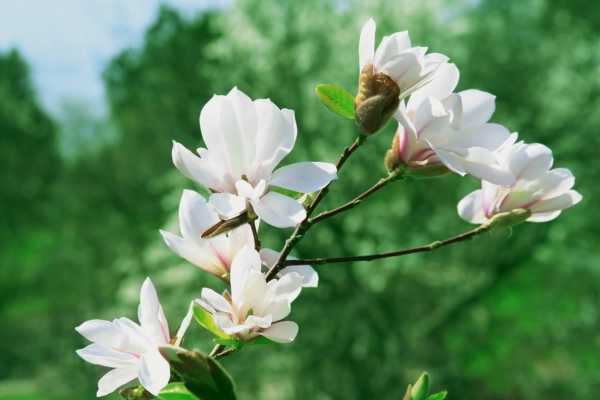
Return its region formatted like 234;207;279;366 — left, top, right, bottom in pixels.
75;18;581;397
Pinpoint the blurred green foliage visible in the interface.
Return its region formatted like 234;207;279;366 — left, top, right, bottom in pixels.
1;0;599;399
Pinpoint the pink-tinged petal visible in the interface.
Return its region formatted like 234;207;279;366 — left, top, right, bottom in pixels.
138;278;170;345
254;192;306;228
96;367;138;397
179;190;220;243
260;321;299;343
359;18;376;70
208;193;246;219
529;190;582;214
76;343;137;369
171;141;222;190
270;162;337;193
138;350;170;396
457;90;495;128
159;230;226;276
457;189;487;224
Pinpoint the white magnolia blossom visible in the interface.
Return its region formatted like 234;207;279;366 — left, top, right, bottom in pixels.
160;189;253;279
75;278;192;397
172;87;337;228
160;189;319;285
458;141;582;224
359;18;449;95
392;63;517;185
197;246;305;343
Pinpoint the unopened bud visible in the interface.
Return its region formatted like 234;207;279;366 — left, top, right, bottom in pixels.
486;208;531;229
355;64;400;135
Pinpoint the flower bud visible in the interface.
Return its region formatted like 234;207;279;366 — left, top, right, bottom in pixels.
486;208;531;229
384;131;450;178
355;64;400;135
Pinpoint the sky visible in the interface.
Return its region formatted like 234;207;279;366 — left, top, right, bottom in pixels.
0;0;229;117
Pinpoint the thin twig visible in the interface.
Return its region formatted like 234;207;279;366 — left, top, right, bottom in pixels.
309;169;403;225
266;135;367;280
209;344;223;357
214;347;236;359
249;220;261;251
281;224;492;266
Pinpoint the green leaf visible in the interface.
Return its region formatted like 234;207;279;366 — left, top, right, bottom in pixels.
159;347;237;400
248;336;273;346
192;303;231;339
426;391;447;400
411;372;429;400
315;84;355;119
158;383;199;400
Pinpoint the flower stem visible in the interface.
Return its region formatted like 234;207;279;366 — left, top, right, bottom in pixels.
308;168;403;225
266;135;367;280
281;223;492;266
249;221;261;251
209;344;223;357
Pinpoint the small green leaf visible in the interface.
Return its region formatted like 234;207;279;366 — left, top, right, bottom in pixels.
426;391;447;400
193;303;231;339
248;336;273;346
315;84;355;119
158;383;199;400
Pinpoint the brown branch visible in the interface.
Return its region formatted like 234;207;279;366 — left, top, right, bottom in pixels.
266;135;367;280
249;221;261;251
282;223;492;266
309;169;403;225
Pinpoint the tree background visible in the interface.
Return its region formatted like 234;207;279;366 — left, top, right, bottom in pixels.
1;0;599;399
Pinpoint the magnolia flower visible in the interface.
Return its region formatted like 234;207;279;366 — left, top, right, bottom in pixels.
458;141;582;224
160;189;253;279
197;246;304;343
387;63;516;185
160;189;320;285
355;18;449;133
172;87;337;228
75;278;192;397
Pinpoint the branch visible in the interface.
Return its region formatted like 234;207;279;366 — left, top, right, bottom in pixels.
266;135;367;280
281;223;492;266
309;169;403;224
249;221;261;251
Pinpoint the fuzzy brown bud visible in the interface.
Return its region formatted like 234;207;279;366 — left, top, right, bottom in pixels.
355;64;400;135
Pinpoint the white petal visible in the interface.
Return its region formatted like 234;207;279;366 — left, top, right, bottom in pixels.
209;193;246;219
76;320;123;348
171;141;222;190
455;123;511;151
253;99;297;177
179;190;219;243
434;146;515;186
160;230;226;276
138;278;170;345
138;350;171;396
279;265;319;288
259;248;279;268
359;18;376;70
76;344;137;369
200;288;232;314
96;367;138;397
226;87;258;169
536;168;575;200
174;302;194;347
457;189;487;224
113;318;154;354
270;162;337;193
374;32;411;68
230;246;262;306
529;190;582;214
260;321;299;343
457;90;495;128
508;142;553;180
245;314;273;329
274;272;305;302
262;299;291;322
407;63;459;110
527;210;562;223
254;192;306;228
